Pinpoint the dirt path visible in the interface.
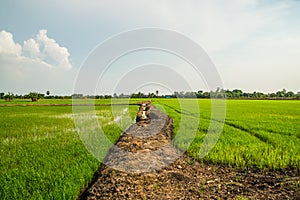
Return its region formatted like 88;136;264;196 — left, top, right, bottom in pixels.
80;103;300;200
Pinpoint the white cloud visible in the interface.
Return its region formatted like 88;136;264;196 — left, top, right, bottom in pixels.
35;29;72;69
23;38;41;59
0;29;74;94
0;30;22;56
0;29;72;70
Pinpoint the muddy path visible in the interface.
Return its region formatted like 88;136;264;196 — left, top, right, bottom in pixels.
80;102;299;200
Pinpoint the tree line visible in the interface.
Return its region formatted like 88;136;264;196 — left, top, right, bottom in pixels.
129;89;300;99
1;89;300;101
0;91;63;102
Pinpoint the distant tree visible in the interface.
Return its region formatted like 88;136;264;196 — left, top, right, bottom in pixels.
269;93;276;98
46;90;50;96
276;90;285;97
203;92;210;98
29;92;43;102
173;91;179;98
184;91;196;98
210;87;225;98
232;89;243;98
71;94;83;99
252;92;264;98
135;92;145;98
275;89;287;98
242;92;249;98
225;90;233;98
0;92;4;99
195;90;203;98
286;91;294;97
179;91;185;98
156;90;159;97
148;93;155;98
119;93;129;98
4;92;14;101
122;89;300;99
216;88;226;98
95;95;102;99
282;88;287;96
130;93;137;98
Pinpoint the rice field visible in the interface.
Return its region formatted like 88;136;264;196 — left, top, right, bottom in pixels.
155;99;300;170
0;101;137;199
0;98;299;199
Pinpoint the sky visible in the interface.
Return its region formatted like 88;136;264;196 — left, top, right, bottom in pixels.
0;0;299;95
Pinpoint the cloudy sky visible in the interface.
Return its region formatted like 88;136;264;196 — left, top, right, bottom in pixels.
0;0;299;95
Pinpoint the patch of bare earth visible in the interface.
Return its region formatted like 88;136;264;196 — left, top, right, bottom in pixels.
80;103;300;200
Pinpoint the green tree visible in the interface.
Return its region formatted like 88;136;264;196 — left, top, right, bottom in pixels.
196;90;203;98
4;92;14;101
286;91;294;97
148;93;155;98
232;89;243;98
203;92;210;98
225;90;233;98
276;90;284;97
29;92;43;102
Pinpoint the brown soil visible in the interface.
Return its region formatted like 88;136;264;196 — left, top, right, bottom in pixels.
80;103;300;200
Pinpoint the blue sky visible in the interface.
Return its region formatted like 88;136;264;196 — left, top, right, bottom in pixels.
0;0;299;95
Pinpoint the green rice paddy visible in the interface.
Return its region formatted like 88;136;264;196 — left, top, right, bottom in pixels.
0;99;299;199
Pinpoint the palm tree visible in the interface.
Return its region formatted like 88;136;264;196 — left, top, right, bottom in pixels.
155;90;159;97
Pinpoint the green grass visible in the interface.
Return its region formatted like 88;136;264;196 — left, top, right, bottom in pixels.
0;98;73;104
1;98;299;199
155;99;300;170
0;101;138;199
